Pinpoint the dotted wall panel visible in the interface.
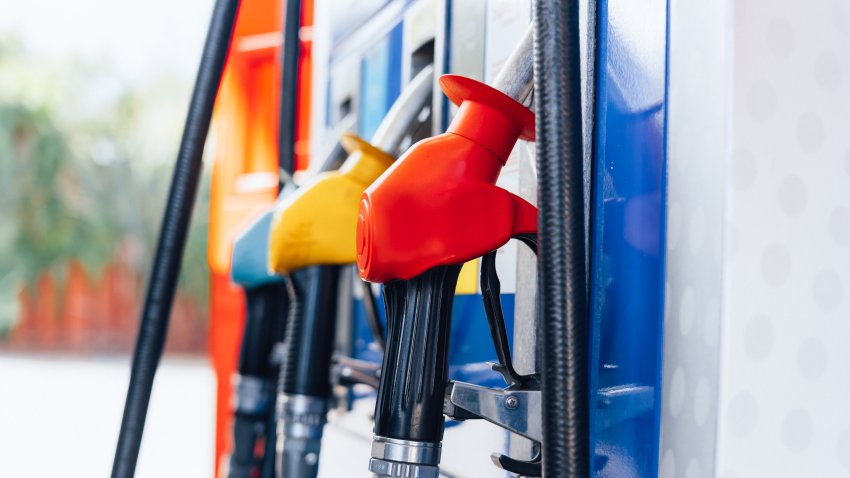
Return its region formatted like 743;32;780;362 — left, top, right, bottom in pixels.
717;0;850;476
662;0;850;476
660;0;731;476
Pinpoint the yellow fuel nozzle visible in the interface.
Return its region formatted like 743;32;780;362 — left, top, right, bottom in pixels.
267;133;395;274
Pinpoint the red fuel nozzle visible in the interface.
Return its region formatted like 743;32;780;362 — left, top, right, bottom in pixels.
356;74;538;283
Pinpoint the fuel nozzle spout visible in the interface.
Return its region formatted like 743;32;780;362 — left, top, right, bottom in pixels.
356;74;537;284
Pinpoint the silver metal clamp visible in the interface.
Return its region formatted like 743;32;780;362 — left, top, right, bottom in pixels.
448;381;541;443
277;393;327;440
276;394;328;478
369;436;441;478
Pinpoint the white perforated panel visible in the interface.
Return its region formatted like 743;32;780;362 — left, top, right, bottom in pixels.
717;0;850;476
662;0;850;476
660;1;731;476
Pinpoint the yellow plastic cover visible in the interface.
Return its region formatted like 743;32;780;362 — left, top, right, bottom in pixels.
268;134;394;273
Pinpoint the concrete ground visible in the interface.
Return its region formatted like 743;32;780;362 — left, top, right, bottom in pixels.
0;354;378;478
0;354;506;478
0;354;216;478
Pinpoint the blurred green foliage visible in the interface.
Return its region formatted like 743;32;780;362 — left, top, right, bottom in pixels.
0;34;210;334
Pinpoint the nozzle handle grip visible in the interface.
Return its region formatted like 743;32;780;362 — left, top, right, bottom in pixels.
372;265;462;443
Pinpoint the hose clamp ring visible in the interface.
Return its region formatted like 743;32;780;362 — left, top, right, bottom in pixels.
368;458;439;478
370;436;441;466
277;393;327;440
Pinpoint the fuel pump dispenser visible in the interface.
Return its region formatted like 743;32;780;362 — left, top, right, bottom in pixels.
107;0;648;474
267;65;433;478
227;204;293;478
357;30;544;478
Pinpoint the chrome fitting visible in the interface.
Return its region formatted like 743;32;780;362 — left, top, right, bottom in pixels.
275;394;327;478
368;436;441;478
492;25;534;104
368;458;439;478
371;436;440;465
449;381;542;442
277;393;327;440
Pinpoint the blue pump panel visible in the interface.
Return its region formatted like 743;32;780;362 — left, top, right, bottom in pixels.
351;291;512;390
588;0;669;475
358;23;403;140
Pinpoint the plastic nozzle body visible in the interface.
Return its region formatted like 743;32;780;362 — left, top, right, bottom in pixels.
268;134;394;274
231;204;286;288
356;75;538;283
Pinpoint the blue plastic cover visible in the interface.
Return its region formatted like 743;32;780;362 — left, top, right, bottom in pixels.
230;206;283;288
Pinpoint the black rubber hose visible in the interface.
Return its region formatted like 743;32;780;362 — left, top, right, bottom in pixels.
278;0;302;175
110;1;240;477
533;0;590;477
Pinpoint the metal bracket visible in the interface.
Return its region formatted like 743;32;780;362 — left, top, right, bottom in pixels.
445;381;655;477
331;354;381;389
596;384;654;431
447;381;541;443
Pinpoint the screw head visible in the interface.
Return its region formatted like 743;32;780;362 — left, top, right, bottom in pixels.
504;395;519;409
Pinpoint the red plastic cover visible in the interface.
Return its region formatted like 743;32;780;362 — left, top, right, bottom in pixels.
356;75;538;283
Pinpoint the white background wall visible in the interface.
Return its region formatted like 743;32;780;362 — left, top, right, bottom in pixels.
663;0;850;476
660;0;731;476
0;355;216;478
717;0;850;476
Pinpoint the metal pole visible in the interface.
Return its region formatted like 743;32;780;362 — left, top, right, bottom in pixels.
278;0;302;176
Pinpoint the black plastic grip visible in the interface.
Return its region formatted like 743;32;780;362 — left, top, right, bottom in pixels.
280;265;341;397
373;264;462;443
239;282;289;378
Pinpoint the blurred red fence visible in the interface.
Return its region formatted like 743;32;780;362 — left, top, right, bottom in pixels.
3;260;206;355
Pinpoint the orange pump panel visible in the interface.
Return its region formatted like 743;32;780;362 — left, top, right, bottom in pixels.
206;0;313;475
295;0;313;171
